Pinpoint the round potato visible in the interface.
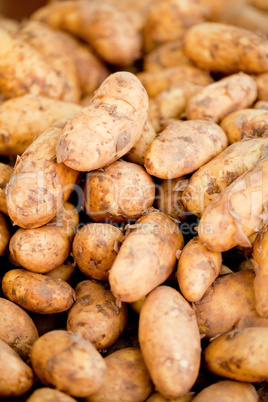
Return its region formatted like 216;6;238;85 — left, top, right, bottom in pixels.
0;162;13;214
0;211;11;256
27;388;77;402
191;381;258;402
253;227;268;317
124;120;156;166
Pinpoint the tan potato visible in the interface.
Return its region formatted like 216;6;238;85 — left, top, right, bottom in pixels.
194;270;268;339
144;120;228;179
219;264;233;275
198;155;268;252
252;0;268;10
6;125;79;229
191;381;258;402
0;162;13;214
73;223;124;281
177;236;222;302
0;95;82;156
139;286;201;398
186;73;257;123
84;160;155;222
0;212;11;256
253;227;268;317
67;280;128;350
255;73;268;101
45;260;76;282
2;268;76;314
0;297;38;360
124;120;156;165
0;17;19;34
182;137;268;217
254;100;268;110
56;72;149;172
30;330;106;398
0;339;34;397
0;28;64;99
146;392;194;402
204;327;268;382
137;66;212;98
109;211;184;302
27;388;77;402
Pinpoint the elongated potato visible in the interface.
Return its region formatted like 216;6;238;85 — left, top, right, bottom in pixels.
198;155;268;252
27;388;77;402
6;125;79;229
57;72;148;172
256;73;268;101
253;227;268;317
0;162;13;214
30;330;106;397
184;23;268;74
0;212;10;256
144;120;228;179
2;269;75;314
124;120;156;165
183;137;268;217
109;211;184;302
0;339;34;397
191;381;258;402
204;327;268;382
139;286;201;398
155;178;188;221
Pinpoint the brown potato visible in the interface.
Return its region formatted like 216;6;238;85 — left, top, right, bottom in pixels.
109;211;184;302
255;73;268;102
124;120;156;166
0;339;34;397
57;72;149;172
27;388;77;402
253;0;268;10
144;120;228;179
0;162;13;214
67;280;128;350
191;381;258;402
184;22;268;74
0;16;19;34
139;286;201;398
154;178;188;221
254;100;268;110
84;160;155;223
2;269;76;314
45;260;76;282
6;125;79;229
146;392;194;402
253;227;268;317
30;330;106;398
73;223;124;281
0;212;11;256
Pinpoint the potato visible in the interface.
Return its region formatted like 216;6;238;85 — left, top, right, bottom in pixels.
198;155;268;252
56;72;149;172
84;160;155;222
0;297;38;360
255;72;268;101
154;178;188;221
253;0;268;10
137;66;212;98
124;120;156;165
186;73;257;123
45;260;76;282
146;393;194;402
177;236;222;302
30;330;106;397
194;270;268;339
185;22;268;74
0;212;11;256
2;268;76;314
0;28;65;99
129;296;146;315
254;100;268;110
67;280;128;350
0;339;34;397
0;95;82;156
6;125;79;229
0;16;19;34
27;388;77;402
73;223;123;281
253;227;268;317
182;137;268;217
204;327;268;382
0;162;13;214
144;120;228;179
139;286;201;398
191;381;258;402
109;211;184;302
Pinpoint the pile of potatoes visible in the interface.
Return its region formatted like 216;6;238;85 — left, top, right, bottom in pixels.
1;0;268;400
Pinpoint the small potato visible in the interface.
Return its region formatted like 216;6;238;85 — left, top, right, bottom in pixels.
109;211;184;302
177;236;222;302
2;269;75;314
184;22;268;74
0;162;13;214
253;227;268;317
204;327;268;382
254;100;268;110
256;72;268;101
144;120;228;179
191;381;258;402
0;212;11;256
73;223;123;281
124;120;156;166
139;286;201;398
0;297;38;360
27;388;77;402
129;296;146;315
30;330;106;398
154;178;188;221
146;392;194;402
0;339;34;397
84;160;155;222
253;0;268;10
45;260;76;282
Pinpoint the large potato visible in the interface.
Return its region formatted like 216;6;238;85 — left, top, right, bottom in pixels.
154;178;188;221
109;211;184;302
0;162;13;214
6;125;79;229
124;120;156;166
27;388;77;402
191;381;258;402
2;269;76;314
0;212;11;256
56;72;149;172
30;330;106;398
139;286;201;398
253;227;268;318
144;120;228;179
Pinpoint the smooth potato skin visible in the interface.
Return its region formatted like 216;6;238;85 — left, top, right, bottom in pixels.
27;388;77;402
0;162;13;214
124;120;156;165
2;269;75;314
253;227;268;317
0;211;11;256
191;381;258;402
139;286;201;398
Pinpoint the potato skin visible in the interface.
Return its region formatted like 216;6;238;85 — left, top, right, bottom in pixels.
45;260;76;282
139;286;201;398
124;120;156;165
0;212;11;256
144;120;228;179
109;211;184;302
146;393;194;402
254;100;268;110
6;125;79;229
30;330;106;398
155;178;188;221
253;227;268;318
2;269;75;314
27;388;77;402
57;72;149;172
256;73;268;101
191;381;258;402
0;162;13;214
